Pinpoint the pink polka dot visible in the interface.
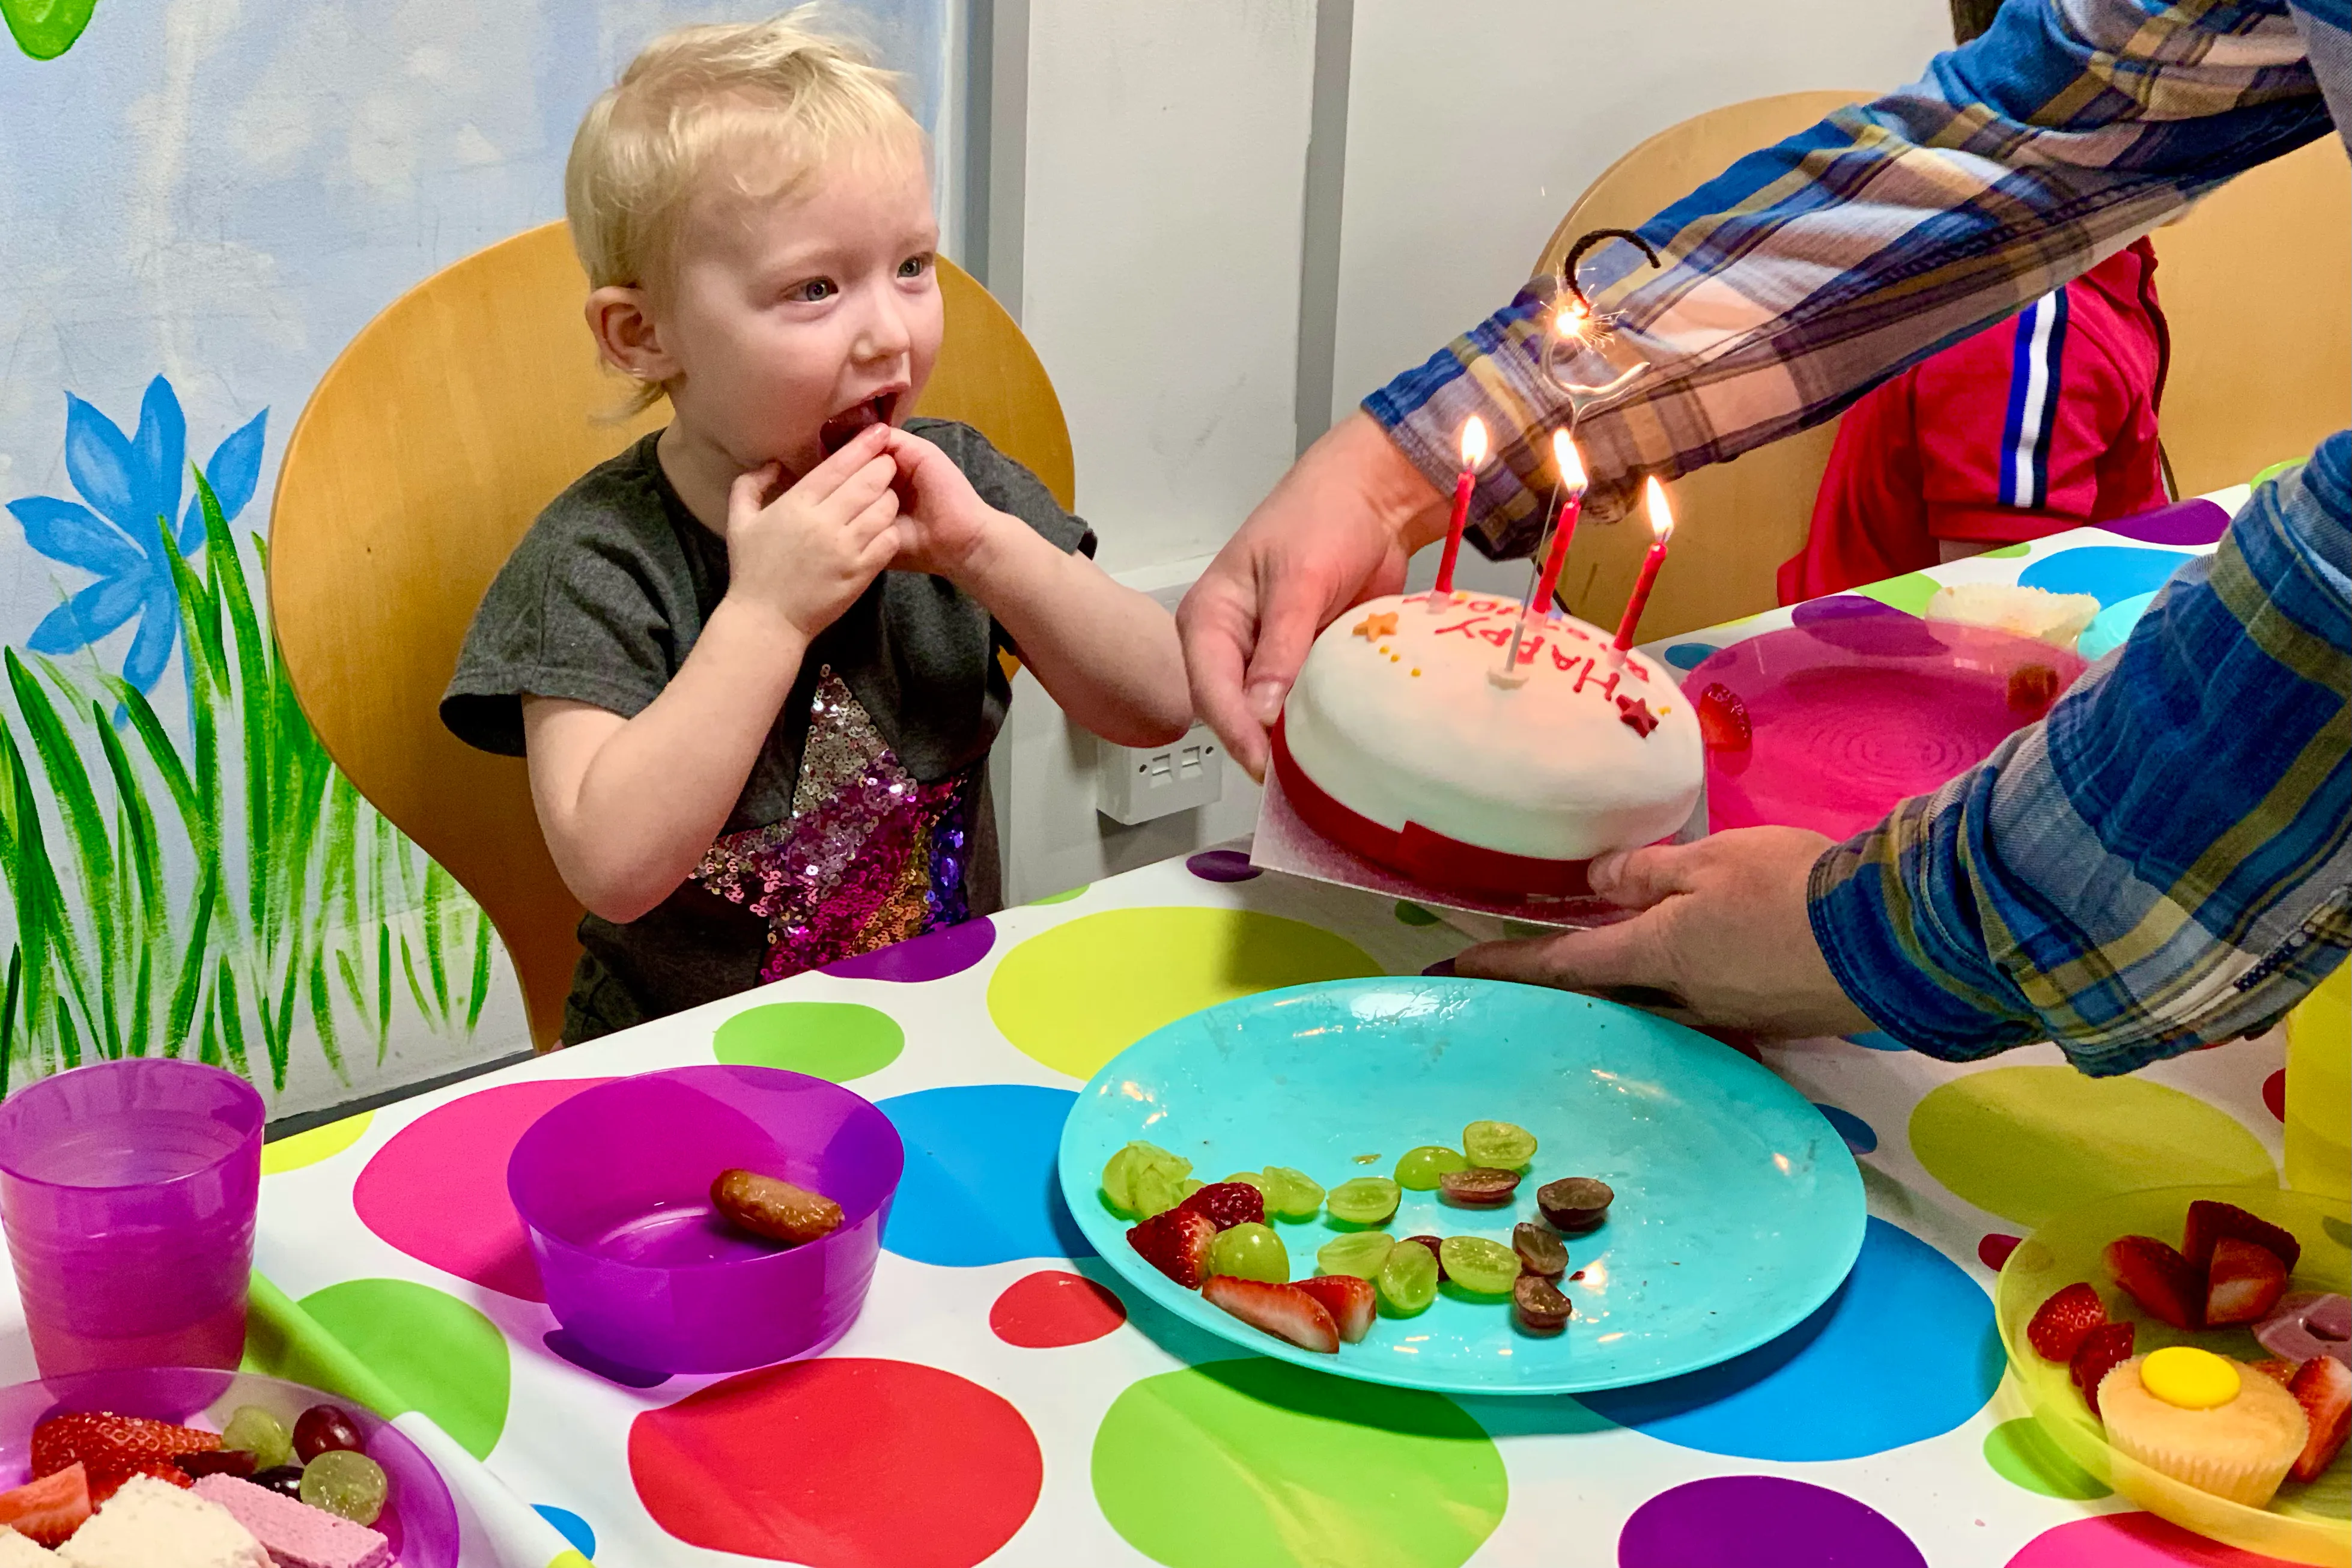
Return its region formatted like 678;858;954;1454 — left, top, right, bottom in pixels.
353;1078;613;1301
1619;1477;1924;1568
1980;1233;2022;1271
989;1270;1126;1348
630;1358;1041;1566
2005;1512;2309;1566
2262;1069;2286;1123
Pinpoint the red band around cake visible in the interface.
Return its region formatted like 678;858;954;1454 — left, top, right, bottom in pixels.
1271;719;1593;901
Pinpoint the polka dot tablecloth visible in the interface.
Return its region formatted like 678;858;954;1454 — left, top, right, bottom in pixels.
8;516;2312;1567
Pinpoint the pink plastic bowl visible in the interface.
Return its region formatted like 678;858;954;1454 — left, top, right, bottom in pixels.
507;1065;903;1374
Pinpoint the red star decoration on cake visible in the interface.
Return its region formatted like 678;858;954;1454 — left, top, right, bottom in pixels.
1352;610;1399;640
1615;695;1659;737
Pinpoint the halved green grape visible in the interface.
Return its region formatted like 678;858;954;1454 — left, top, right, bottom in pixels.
1325;1176;1402;1225
1129;1163;1201;1220
1316;1230;1396;1279
1221;1171;1268;1194
1259;1166;1326;1219
299;1448;389;1527
1462;1120;1538;1168
1376;1237;1439;1314
1393;1144;1468;1191
1439;1235;1522;1295
1102;1140;1190;1216
222;1405;293;1472
1208;1222;1290;1282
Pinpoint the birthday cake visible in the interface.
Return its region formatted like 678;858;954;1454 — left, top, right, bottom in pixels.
1274;591;1703;899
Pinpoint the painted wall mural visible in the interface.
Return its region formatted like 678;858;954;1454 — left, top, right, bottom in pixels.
1;0;955;1117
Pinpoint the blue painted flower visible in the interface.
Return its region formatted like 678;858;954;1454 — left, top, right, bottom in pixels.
8;375;267;691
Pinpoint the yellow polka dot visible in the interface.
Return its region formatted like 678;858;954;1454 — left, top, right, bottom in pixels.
262;1110;375;1174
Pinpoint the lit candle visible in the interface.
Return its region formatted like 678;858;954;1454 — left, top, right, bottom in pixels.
1430;416;1487;600
1531;430;1585;615
1611;477;1675;652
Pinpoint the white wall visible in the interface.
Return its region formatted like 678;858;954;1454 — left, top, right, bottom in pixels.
1331;0;1951;433
1018;0;1318;574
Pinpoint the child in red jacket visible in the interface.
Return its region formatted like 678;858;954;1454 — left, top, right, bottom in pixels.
1777;4;2171;604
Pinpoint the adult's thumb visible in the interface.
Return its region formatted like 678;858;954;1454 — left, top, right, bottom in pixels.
1587;842;1699;911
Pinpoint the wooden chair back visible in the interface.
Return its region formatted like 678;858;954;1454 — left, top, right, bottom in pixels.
2147;135;2350;497
1532;90;1867;641
269;223;1072;1048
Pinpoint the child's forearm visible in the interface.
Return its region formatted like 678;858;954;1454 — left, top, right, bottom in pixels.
958;515;1192;747
531;598;808;922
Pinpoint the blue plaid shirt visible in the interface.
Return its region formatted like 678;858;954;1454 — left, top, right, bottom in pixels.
1366;0;2351;1074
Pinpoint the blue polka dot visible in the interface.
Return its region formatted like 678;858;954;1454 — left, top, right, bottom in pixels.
533;1504;595;1557
1664;643;1720;671
1576;1218;1999;1460
2078;590;2158;661
877;1084;1093;1265
1845;1030;1906;1052
2019;545;2192;608
1813;1102;1877;1155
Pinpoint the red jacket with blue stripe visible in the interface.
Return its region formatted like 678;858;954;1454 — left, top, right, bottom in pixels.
1778;237;2168;604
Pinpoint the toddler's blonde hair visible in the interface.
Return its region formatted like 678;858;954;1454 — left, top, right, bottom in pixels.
567;7;922;299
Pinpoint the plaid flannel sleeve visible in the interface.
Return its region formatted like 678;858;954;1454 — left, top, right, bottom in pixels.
1811;442;2350;1074
1364;0;2330;547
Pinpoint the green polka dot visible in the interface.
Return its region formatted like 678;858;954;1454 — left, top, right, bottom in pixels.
1983;1417;2110;1498
2252;458;2303;486
713;1001;904;1081
1982;542;2033;559
1092;1360;1506;1568
1910;1066;2275;1227
1855;571;1940;616
987;908;1382;1079
297;1279;510;1459
1030;884;1088;905
1394;901;1440;927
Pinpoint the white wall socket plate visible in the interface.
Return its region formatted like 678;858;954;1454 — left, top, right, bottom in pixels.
1096;722;1226;825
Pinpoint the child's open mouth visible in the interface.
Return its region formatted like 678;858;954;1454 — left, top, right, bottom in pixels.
818;391;902;455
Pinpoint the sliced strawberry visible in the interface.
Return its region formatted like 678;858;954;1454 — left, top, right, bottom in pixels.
87;1457;193;1505
2205;1235;2291;1327
1201;1275;1340;1353
1178;1181;1266;1232
0;1462;91;1548
1696;684;1751;751
2105;1235;2204;1329
2183;1200;2303;1272
31;1411;221;1480
2026;1282;2109;1362
1127;1208;1217;1289
2251;1358;2302;1387
2070;1321;2135;1414
2288;1355;2350;1483
1295;1274;1377;1343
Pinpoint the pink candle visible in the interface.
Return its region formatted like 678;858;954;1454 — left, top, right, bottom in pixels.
1532;430;1585;613
1430;416;1487;598
1611;477;1676;651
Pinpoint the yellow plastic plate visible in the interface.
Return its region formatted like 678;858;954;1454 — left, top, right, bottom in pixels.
1996;1184;2350;1566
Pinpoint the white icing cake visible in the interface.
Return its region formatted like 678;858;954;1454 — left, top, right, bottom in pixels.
1280;592;1703;868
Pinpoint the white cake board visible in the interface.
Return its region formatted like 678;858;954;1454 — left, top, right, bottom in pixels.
1248;767;1710;944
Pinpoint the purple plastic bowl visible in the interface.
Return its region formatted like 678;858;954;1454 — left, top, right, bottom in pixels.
0;1367;458;1567
506;1065;904;1375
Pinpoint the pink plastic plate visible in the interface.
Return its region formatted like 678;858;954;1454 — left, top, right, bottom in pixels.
0;1367;457;1566
1686;604;2086;841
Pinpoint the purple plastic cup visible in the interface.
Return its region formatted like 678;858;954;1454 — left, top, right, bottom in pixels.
508;1065;904;1374
0;1061;264;1376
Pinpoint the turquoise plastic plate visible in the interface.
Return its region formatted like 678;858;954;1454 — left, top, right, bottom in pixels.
1059;977;1868;1395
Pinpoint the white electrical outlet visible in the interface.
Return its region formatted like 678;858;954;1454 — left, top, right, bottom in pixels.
1096;722;1226;825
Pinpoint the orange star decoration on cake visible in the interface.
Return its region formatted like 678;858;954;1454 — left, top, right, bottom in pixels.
1352;610;1399;640
1615;695;1659;737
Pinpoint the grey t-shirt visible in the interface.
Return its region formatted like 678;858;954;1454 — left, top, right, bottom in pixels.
442;419;1093;1041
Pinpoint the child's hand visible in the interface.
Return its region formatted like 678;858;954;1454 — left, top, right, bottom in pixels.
883;427;1004;582
723;423;902;642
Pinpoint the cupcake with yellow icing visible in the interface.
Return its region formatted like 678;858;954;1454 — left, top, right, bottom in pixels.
2097;1346;2311;1506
